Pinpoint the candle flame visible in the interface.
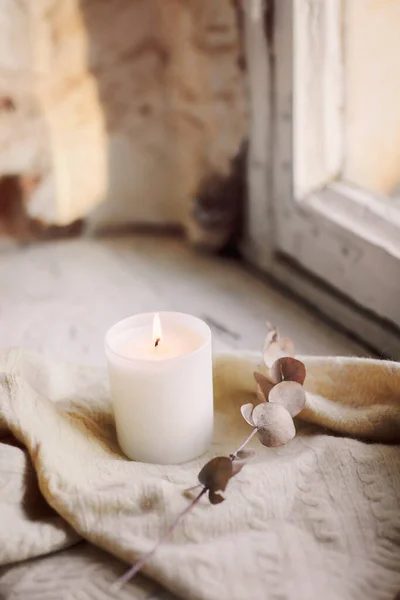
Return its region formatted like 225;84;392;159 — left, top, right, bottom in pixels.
153;313;162;347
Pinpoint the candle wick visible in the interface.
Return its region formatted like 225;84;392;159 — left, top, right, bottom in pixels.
155;338;160;348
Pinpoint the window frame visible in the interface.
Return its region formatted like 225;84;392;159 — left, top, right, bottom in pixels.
242;0;400;358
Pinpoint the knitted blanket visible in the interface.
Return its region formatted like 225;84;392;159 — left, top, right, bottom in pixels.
1;349;400;600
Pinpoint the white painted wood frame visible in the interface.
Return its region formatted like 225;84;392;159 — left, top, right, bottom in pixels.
242;0;400;359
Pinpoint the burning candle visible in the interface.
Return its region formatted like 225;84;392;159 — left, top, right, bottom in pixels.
105;312;213;464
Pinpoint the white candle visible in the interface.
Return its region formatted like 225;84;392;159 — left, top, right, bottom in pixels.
105;312;213;464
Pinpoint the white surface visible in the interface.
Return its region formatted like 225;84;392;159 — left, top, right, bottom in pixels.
106;312;213;464
0;234;368;365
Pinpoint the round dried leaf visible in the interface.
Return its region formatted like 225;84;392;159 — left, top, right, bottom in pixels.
256;387;267;404
264;324;279;345
263;338;296;368
240;403;255;426
209;491;225;505
252;402;295;447
253;371;274;399
268;380;306;417
271;357;306;385
235;448;256;460
198;457;233;493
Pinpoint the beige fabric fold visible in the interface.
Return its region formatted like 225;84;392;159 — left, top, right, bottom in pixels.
1;348;400;600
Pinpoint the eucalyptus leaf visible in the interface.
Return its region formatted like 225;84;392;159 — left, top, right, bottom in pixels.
264;323;279;345
263;338;296;368
271;357;306;385
256;387;267;403
235;448;256;460
241;403;255;426
209;491;225;504
198;457;233;493
268;381;306;417
253;371;274;399
198;455;246;505
252;402;295;447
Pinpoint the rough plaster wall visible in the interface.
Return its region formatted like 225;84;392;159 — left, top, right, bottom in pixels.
0;0;107;226
343;0;400;196
0;0;247;233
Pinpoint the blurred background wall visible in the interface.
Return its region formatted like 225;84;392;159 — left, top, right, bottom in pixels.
0;0;247;249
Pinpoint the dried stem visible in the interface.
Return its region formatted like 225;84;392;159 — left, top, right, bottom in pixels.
230;427;258;461
113;487;207;590
184;483;202;494
113;428;258;589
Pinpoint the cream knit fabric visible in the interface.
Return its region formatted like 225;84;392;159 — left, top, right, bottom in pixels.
1;348;400;600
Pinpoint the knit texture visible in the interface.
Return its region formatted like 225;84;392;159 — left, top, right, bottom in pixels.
1;348;400;600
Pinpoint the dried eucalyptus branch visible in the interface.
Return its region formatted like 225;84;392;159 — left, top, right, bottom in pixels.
114;322;307;588
114;428;259;590
113;487;206;591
